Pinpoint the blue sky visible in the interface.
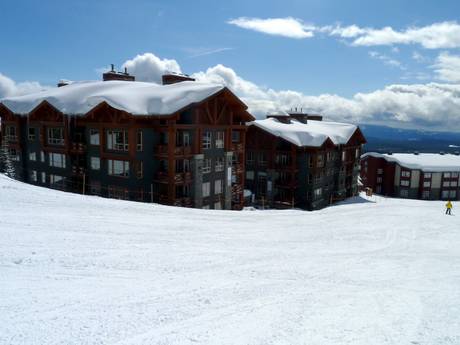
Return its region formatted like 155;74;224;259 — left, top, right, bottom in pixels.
1;0;460;130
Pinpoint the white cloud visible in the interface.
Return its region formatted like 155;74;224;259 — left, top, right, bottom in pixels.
433;52;460;83
328;21;460;49
122;53;182;83
368;51;405;69
229;17;460;49
192;63;460;130
228;17;315;39
185;47;234;58
0;73;49;99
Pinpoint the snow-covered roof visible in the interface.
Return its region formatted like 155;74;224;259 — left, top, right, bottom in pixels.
248;117;358;147
0;80;226;116
362;152;460;172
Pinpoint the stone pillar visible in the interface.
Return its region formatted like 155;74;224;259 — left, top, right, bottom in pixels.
192;154;204;208
224;151;233;210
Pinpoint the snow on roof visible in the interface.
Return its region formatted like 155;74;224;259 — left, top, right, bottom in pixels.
362;152;460;172
0;80;225;116
248;117;358;147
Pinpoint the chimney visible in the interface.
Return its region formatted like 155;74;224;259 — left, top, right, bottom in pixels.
162;73;195;85
267;115;291;124
57;79;70;87
103;64;135;82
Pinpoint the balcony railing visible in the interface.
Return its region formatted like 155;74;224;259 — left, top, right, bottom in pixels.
155;145;192;156
155;171;192;184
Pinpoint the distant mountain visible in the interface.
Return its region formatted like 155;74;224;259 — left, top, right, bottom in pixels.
359;124;460;153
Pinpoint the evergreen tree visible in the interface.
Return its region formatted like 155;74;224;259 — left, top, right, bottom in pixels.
0;139;16;179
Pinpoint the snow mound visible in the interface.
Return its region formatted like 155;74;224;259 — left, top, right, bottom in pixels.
0;80;225;116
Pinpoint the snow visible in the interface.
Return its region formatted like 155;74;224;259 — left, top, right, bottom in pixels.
248;117;358;147
0;80;225;116
362;152;460;172
1;174;460;344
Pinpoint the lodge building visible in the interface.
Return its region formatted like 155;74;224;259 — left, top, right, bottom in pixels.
0;69;254;210
245;113;366;210
361;152;460;200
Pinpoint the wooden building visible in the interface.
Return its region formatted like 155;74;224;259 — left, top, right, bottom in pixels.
245;113;366;210
361;152;460;200
0;70;254;210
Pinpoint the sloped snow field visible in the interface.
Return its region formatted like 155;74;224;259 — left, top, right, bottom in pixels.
1;174;460;345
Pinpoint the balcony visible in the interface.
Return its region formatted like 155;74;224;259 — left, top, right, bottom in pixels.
155;171;192;184
70;142;86;154
155;145;193;156
174;197;193;207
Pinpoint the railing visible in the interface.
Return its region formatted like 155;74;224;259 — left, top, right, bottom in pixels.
155;145;193;156
4;135;18;142
155;171;192;184
70;142;86;154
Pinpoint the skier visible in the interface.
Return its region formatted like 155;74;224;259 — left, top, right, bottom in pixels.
445;200;453;215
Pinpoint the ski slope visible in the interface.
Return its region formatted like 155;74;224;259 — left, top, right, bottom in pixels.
1;174;459;345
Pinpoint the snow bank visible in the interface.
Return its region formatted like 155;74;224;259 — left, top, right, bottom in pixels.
1;175;460;344
248;117;358;147
362;152;460;172
0;80;225;116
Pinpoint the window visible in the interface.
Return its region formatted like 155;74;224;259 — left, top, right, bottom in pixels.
450;190;457;199
401;171;411;178
314;188;322;198
246;171;254;180
41;172;46;184
29;152;36;161
327;151;334;162
106;129;128;151
215;157;224;172
232;130;240;143
424;173;432;179
422;190;430;199
317;154;324;168
183;132;191;146
377;168;383;175
442;190;449;199
28;127;36;141
136;130;143;151
5;126;17;141
215;179;223;194
50;174;64;186
400;180;410;187
202;159;211;174
444;172;451;178
377;177;383;183
40;151;45;163
202;131;211;149
136;161;143;179
355;148;360;158
453;172;459;178
90;157;100;170
443;181;451;187
30;170;37;182
452;180;458;187
202;182;211;197
47;128;64;145
247;151;254;165
49;153;66;168
108;160;130;177
376;185;382;194
400;189;409;197
90;129;100;145
259;152;267;166
341;151;346;162
215;131;225;148
423;181;431;188
8;148;20;161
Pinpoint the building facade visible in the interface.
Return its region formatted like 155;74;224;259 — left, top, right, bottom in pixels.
361;152;460;200
0;72;254;210
245;113;366;210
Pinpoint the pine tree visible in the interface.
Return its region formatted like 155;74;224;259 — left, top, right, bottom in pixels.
0;139;16;179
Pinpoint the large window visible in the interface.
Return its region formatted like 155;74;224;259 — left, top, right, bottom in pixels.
401;171;411;178
136;130;143;151
90;129;100;145
108;160;130;177
49;153;66;168
90;157;100;170
424;173;432;179
5;126;17;141
215;179;223;194
423;181;431;188
400;180;410;187
232;130;240;143
202;182;211;197
215;131;225;149
215;157;224;172
30;170;37;182
29;152;36;161
400;189;409;197
28;127;36;141
50;175;64;188
47;128;64;145
422;190;430;199
202;159;211;174
314;188;322;198
202;131;211;149
106;129;128;151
